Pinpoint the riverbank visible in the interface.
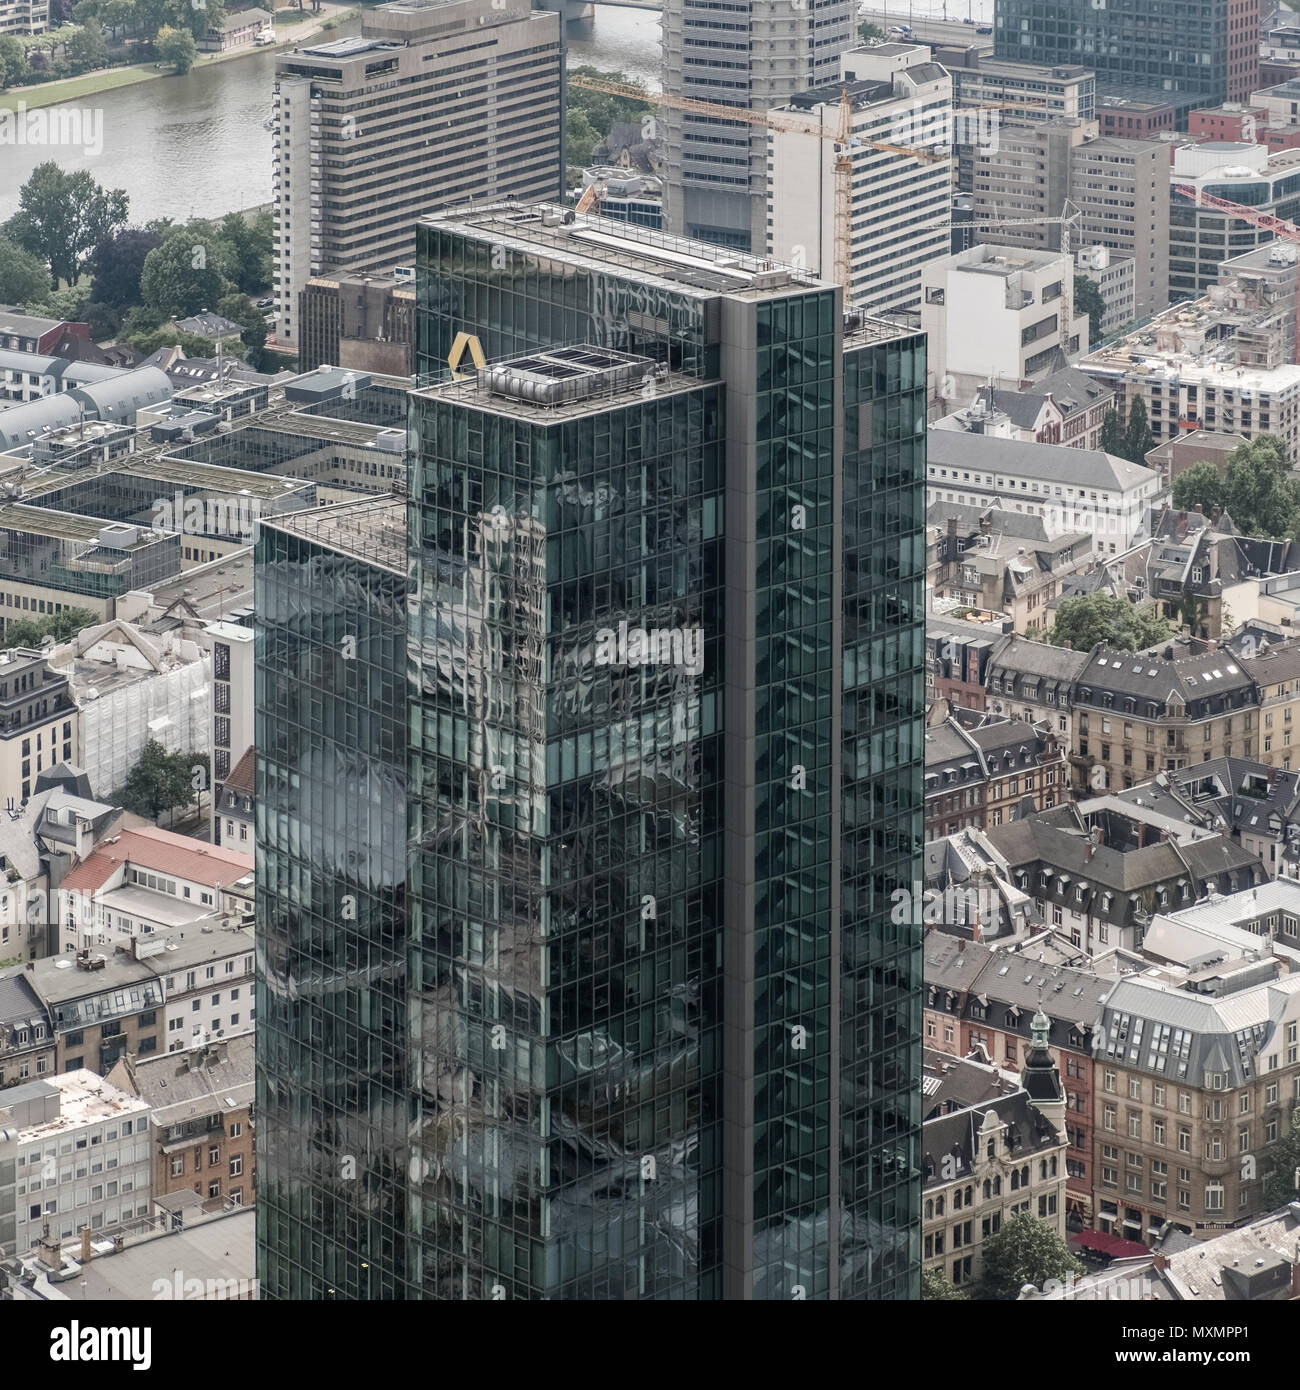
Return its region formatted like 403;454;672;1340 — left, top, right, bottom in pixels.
0;5;357;114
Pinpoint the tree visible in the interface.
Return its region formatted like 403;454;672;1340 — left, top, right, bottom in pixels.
1262;1105;1300;1209
5;164;129;289
121;323;244;359
218;210;273;297
566;65;653;150
858;21;884;42
139;225;236;317
1074;274;1105;348
0;235;53;305
978;1211;1083;1300
65;16;107;71
1049;592;1173;652
0;33;29;88
100;0;135;37
87;226;164;309
1173;435;1300;538
1171;461;1225;516
155;23;196;73
114;740;204;821
1098;406;1123;458
164;0;222;41
24;277;96;323
566;109;599;169
921;1267;969;1300
217;291;266;366
2;607;98;647
1124;396;1155;465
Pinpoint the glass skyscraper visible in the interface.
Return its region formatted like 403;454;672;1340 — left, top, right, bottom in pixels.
408;209;924;1298
255;499;409;1299
256;208;924;1298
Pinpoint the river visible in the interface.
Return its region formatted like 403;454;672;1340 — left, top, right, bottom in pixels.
0;7;661;224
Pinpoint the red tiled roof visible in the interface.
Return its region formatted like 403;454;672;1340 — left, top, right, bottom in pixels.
1072;1231;1149;1259
222;746;255;798
60;826;254;894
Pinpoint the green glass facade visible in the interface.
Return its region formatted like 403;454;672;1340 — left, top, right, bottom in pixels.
838;333;926;1298
407;212;925;1299
255;211;925;1300
255;508;409;1298
407;371;724;1297
993;0;1239;109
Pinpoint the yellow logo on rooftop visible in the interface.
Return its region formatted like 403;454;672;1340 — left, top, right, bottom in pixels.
448;332;486;380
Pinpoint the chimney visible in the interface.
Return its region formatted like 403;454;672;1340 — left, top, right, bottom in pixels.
972;912;983;943
1152;1252;1169;1273
36;1228;61;1271
958;938;966;952
81;1226;93;1263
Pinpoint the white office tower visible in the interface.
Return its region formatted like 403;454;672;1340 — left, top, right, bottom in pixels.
768;44;954;314
272;0;563;345
662;0;855;252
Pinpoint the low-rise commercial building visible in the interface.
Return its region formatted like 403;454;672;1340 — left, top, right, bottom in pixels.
1093;964;1300;1241
926;429;1163;558
922;244;1090;410
113;1033;254;1210
0;1069;152;1254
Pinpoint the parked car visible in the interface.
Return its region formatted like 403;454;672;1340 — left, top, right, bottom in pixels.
256;297;273;309
976;24;993;33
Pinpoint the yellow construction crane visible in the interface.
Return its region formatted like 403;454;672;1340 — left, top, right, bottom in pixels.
569;73;945;295
574;179;606;215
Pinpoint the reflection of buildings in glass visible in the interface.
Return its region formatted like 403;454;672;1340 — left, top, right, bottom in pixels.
255;498;408;1299
257;207;926;1300
409;345;715;1299
408;210;926;1300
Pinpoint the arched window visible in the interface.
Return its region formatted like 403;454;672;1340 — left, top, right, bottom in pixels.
935;1195;945;1216
953;1188;962;1210
1040;1160;1048;1181
1021;1165;1030;1187
965;1186;973;1206
925;1199;934;1220
1011;1169;1020;1191
993;1176;1001;1196
983;1179;992;1200
1050;1156;1058;1177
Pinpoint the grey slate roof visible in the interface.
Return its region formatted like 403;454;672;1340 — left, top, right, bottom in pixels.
1031;366;1114;416
1095;972;1300;1085
987;631;1091;687
0;971;48;1030
923;1088;1061;1188
927;428;1159;491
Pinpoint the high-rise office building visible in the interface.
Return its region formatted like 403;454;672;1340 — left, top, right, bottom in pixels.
768;44;954;316
407;207;925;1298
661;0;855;251
255;498;409;1299
271;0;564;346
970;119;1170;320
256;207;925;1299
992;0;1257;112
